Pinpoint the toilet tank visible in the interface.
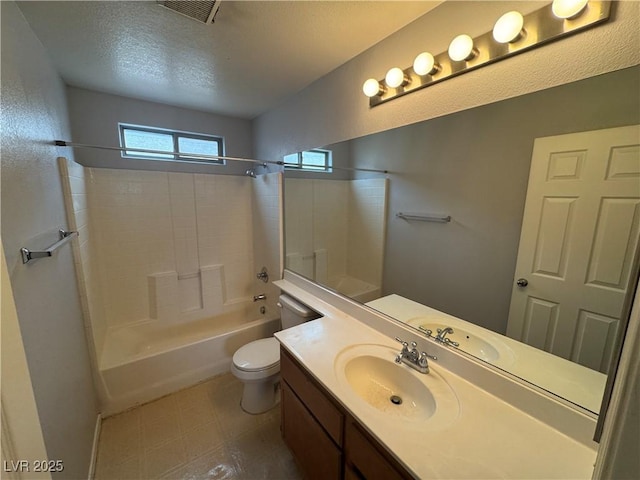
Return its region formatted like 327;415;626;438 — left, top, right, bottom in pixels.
278;294;320;329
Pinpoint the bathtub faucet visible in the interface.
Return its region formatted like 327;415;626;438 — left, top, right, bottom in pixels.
253;294;266;302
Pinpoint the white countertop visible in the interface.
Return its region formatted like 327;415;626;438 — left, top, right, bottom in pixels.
275;287;597;479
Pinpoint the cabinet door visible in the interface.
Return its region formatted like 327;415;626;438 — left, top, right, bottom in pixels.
345;420;411;480
281;347;344;445
282;382;342;480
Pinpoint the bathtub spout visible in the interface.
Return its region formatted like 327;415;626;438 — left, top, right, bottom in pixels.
253;294;266;302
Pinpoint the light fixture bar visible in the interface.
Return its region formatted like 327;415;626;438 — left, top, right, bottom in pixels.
368;1;611;107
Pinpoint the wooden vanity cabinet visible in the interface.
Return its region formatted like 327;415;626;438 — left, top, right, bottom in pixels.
344;418;410;480
280;347;413;480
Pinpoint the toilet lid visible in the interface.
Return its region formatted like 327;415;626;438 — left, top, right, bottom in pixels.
233;337;280;372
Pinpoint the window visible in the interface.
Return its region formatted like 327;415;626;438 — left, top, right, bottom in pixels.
284;149;332;172
119;124;224;164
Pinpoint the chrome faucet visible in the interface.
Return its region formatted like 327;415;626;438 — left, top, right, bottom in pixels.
253;294;266;302
435;327;460;347
394;337;436;374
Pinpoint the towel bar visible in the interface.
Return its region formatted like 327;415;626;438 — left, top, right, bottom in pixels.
396;212;451;223
21;229;78;264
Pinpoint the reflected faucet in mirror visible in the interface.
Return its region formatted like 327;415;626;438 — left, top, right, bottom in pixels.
435;327;459;347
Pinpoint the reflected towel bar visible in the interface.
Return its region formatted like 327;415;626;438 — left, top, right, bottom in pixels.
396;212;451;223
21;229;78;264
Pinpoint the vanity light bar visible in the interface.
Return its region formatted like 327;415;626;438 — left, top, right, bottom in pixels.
364;1;611;107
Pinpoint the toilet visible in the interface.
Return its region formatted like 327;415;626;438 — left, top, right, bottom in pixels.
231;294;320;414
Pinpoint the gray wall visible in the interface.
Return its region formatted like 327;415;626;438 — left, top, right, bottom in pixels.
253;1;640;163
350;67;640;334
1;3;99;479
66;87;254;175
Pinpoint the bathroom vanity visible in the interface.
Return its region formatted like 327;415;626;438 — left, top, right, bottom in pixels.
274;274;599;479
281;346;411;479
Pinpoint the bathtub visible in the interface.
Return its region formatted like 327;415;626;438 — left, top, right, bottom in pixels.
99;312;280;415
330;276;381;303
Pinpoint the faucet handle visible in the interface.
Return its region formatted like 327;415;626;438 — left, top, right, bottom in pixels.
394;337;409;354
444;338;460;348
394;337;408;347
420;351;437;362
419;325;433;336
410;341;417;349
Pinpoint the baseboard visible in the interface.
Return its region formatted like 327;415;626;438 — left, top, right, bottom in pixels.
87;413;102;480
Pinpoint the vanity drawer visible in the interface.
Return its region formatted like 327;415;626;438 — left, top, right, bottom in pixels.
280;347;344;446
282;382;342;480
345;419;412;480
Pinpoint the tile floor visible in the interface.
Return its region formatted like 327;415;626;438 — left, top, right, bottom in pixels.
95;373;303;479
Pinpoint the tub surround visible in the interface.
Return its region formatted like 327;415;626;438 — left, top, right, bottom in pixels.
59;157;284;413
368;294;607;414
284;177;387;300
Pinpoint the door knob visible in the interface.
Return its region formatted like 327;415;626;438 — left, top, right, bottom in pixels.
516;278;529;287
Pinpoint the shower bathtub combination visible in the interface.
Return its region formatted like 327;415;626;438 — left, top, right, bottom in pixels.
59;158;283;414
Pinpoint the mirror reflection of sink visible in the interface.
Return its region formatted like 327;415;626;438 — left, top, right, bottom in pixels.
422;322;499;362
334;344;459;426
406;318;514;365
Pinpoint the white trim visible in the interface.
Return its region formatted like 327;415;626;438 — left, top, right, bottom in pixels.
1;403;19;480
593;280;640;478
87;414;102;480
0;242;51;479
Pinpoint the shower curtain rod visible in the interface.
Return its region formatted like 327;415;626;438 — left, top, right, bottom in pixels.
54;140;389;174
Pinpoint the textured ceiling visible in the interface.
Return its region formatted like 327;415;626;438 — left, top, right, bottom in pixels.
17;1;442;119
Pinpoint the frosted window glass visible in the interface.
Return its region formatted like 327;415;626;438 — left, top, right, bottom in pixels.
178;136;219;159
302;151;327;170
120;124;224;164
285;150;331;172
123;129;174;158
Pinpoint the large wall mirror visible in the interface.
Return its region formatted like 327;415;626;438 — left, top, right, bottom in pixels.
283;65;640;415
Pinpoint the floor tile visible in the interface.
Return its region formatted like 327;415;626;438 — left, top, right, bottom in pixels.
142;413;181;449
182;419;225;462
143;436;188;478
94;373;302;480
161;443;239;480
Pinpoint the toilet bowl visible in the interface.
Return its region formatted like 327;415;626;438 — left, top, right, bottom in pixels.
231;294;320;414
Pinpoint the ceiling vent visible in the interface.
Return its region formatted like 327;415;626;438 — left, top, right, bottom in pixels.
157;1;221;25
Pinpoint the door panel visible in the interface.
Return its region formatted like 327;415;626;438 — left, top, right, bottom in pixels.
533;197;577;278
507;125;640;372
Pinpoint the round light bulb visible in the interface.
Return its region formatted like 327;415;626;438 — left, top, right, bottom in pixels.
493;11;525;43
552;0;589;19
362;78;383;97
413;52;439;76
385;67;407;88
448;34;476;62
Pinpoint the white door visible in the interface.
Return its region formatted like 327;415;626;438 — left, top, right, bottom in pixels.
506;125;640;373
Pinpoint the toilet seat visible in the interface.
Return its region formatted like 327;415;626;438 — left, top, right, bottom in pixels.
232;337;280;372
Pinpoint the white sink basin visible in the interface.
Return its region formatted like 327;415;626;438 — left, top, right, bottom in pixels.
334;344;459;426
